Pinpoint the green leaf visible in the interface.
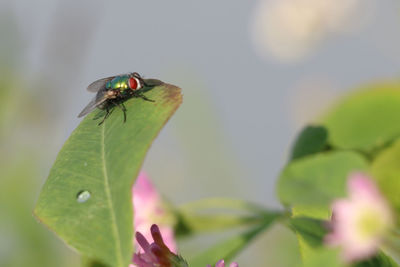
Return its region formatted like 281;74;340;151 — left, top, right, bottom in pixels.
287;216;342;266
288;217;328;248
278;151;369;215
301;248;345;267
298;248;398;267
320;82;400;152
34;82;182;267
371;138;400;220
81;257;110;267
175;198;277;236
176;207;282;237
288;217;398;267
355;251;399;267
176;213;272;236
290;125;329;161
189;216;279;267
384;232;400;263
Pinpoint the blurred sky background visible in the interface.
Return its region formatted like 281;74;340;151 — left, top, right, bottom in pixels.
1;0;400;266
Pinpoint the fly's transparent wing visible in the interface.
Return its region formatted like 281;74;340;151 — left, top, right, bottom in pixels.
77;91;108;118
87;76;115;92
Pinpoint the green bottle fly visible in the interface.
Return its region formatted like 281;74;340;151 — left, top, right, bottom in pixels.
78;72;154;125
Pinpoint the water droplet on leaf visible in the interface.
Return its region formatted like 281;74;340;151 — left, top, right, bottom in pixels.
76;190;91;203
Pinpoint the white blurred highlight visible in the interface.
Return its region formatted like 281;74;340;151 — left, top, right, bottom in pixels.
250;0;375;63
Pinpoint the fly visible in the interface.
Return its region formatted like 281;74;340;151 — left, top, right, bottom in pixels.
78;72;155;125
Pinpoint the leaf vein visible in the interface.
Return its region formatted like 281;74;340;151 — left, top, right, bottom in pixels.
101;122;124;266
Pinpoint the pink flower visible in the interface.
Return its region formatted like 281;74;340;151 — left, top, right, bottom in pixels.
207;260;239;267
133;172;176;253
325;172;394;262
133;224;188;267
130;173;240;267
130;173;177;267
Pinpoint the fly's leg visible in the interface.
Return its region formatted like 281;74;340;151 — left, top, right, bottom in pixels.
130;90;154;102
98;107;112;126
137;93;155;102
121;102;127;123
111;101;127;123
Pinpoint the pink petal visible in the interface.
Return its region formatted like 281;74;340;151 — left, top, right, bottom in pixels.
135;232;151;252
215;260;225;267
348;172;380;199
132;172;177;253
325;172;394;263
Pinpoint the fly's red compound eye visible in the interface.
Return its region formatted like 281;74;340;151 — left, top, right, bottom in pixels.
128;77;141;90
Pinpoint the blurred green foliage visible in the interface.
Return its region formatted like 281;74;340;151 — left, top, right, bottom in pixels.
320;83;400;153
0;68;80;267
371;139;400;223
278;81;400;266
290;126;329;161
0;4;94;267
278;151;369;216
189;216;279;267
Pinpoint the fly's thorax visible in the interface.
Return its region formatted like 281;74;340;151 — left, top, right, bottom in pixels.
106;75;130;90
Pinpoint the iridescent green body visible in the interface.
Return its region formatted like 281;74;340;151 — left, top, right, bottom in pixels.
106;75;131;96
